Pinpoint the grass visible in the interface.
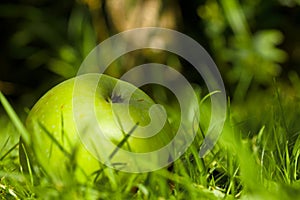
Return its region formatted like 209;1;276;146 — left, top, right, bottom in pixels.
0;81;300;200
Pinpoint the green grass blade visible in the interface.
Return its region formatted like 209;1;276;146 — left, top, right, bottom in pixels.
0;91;30;144
20;142;34;185
108;123;139;160
0;142;18;161
37;121;71;158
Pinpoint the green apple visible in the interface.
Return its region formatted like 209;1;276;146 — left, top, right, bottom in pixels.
20;73;174;183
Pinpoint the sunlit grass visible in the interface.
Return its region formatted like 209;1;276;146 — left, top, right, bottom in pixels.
1;84;300;199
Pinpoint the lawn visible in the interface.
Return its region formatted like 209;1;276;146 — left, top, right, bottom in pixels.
1;77;300;199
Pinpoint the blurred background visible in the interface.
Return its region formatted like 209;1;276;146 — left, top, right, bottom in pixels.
1;0;300;130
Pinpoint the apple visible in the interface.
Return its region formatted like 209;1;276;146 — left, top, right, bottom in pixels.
19;73;174;183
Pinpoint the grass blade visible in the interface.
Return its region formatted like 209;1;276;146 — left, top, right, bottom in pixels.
0;91;30;144
37;121;71;158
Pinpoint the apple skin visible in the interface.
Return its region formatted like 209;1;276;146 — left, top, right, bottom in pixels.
20;73;174;182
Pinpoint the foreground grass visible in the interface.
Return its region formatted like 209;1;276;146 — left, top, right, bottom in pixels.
1;82;300;199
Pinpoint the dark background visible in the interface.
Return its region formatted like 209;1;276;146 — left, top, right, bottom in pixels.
1;0;300;111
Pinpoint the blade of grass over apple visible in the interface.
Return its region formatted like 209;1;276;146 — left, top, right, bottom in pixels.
108;123;139;160
37;121;72;158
